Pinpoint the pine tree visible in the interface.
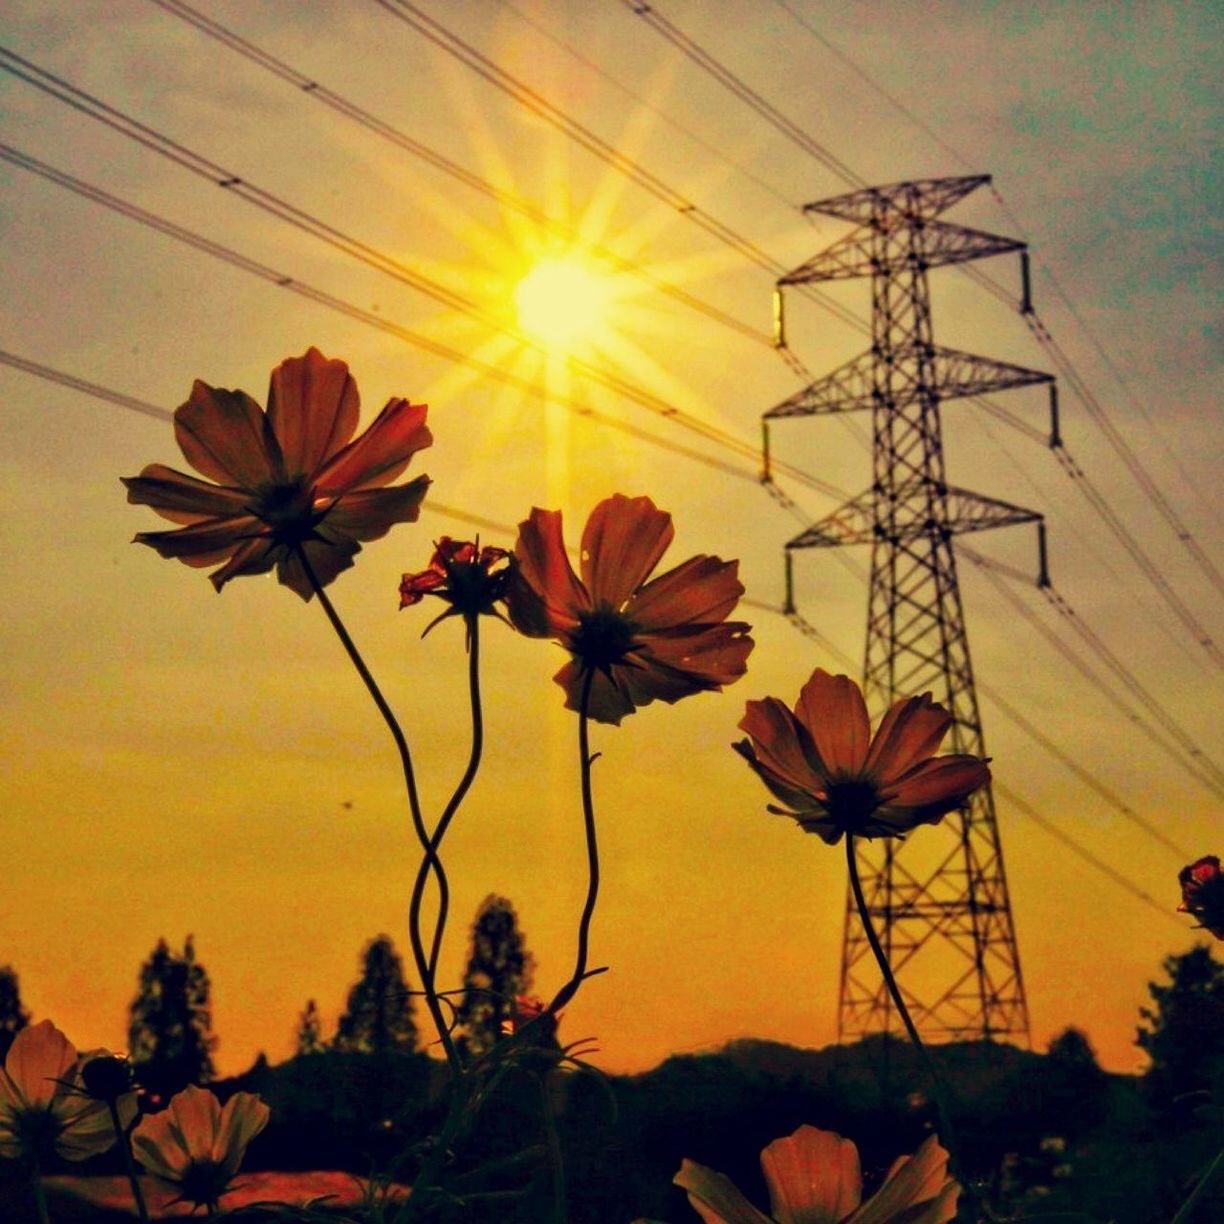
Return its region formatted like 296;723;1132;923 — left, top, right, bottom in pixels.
128;935;217;1099
294;998;327;1055
0;964;30;1061
455;895;535;1057
334;935;417;1055
1136;943;1224;1110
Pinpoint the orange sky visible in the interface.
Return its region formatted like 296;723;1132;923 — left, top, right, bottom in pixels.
1;0;1220;1081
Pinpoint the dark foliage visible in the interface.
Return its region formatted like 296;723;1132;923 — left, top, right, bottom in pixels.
0;964;30;1062
334;935;418;1056
455;896;535;1058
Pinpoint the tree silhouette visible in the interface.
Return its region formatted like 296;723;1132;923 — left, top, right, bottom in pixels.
1043;1025;1108;1131
456;895;535;1057
0;964;30;1062
334;935;417;1055
294;998;327;1056
1136;943;1224;1110
128;935;216;1101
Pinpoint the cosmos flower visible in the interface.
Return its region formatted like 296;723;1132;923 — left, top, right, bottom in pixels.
734;669;990;844
1178;855;1224;939
499;995;559;1040
123;347;432;600
400;537;511;637
131;1084;269;1212
666;1125;958;1224
0;1020;135;1163
507;494;753;724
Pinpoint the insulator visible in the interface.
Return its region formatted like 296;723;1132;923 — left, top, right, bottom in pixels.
1048;382;1062;448
772;287;786;349
1020;249;1033;315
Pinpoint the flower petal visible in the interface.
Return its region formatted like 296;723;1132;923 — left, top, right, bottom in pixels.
795;671;871;776
739;698;825;798
638;622;754;689
580;494;673;610
675;1157;776;1224
174;380;281;489
213;1092;270;1175
208;537;279;592
511;508;589;636
863;694;952;785
133;514;263;562
321;477;431;542
555;659;636;725
761;1125;861;1224
166;1084;222;1164
54;1098;119;1161
628;555;744;631
314;398;431;493
887;756;990;813
122;465;250;525
275;535;361;600
267;348;360;477
4;1021;76;1107
732;740;826;818
844;1136;956;1224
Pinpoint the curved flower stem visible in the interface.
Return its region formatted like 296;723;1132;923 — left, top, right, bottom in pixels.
421;616;484;986
109;1101;149;1222
845;835;963;1172
548;667;600;1015
295;547;458;1074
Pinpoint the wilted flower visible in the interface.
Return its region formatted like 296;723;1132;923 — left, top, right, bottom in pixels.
400;537;511;638
664;1125;957;1224
123;347;432;599
131;1084;269;1212
507;494;753;724
1178;855;1224;939
734;669;990;844
500;995;559;1041
0;1020;134;1163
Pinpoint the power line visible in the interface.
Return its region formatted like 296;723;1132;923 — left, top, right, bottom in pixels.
144;0;770;350
366;0;868;337
0;143;799;493
615;0;867;189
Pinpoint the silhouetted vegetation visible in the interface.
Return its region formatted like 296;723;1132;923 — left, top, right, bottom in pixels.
334;934;418;1056
0;964;29;1062
455;895;535;1058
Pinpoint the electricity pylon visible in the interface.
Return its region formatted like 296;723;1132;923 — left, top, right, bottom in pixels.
766;175;1058;1044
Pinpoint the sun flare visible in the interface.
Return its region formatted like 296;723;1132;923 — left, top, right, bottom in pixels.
514;257;610;351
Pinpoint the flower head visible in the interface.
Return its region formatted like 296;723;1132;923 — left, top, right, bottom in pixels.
131;1084;269;1212
671;1125;957;1224
1178;855;1224;939
0;1020;135;1163
400;537;511;638
734;669;990;844
123;347;432;600
507;494;753;724
500;995;559;1041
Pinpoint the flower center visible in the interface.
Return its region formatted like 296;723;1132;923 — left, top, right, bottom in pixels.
823;778;884;832
177;1158;230;1208
571;605;639;671
250;476;324;546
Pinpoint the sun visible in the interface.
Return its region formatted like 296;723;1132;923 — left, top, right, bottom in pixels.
514;257;610;352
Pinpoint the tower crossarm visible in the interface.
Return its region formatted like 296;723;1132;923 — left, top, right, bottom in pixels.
802;175;991;224
765;343;1053;419
786;485;1042;549
779;219;1025;286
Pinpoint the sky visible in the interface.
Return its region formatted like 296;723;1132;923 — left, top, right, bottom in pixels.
1;0;1220;1080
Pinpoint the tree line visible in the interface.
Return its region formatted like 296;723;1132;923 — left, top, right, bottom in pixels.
0;894;536;1100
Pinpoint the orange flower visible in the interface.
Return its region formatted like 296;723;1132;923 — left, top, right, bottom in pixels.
123;347;432;599
1178;855;1224;939
400;537;511;636
507;494;753;724
131;1084;269;1212
0;1020;135;1163
734;669;990;843
665;1125;958;1224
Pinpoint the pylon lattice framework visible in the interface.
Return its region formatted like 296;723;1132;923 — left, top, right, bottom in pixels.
768;175;1056;1044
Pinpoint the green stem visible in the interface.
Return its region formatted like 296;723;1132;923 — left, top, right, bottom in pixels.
109;1100;149;1222
30;1156;51;1224
548;667;599;1015
296;547;458;1074
845;835;963;1171
420;617;484;985
1171;1145;1224;1224
539;1071;567;1223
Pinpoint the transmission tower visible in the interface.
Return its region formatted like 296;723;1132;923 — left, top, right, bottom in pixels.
766;175;1059;1045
